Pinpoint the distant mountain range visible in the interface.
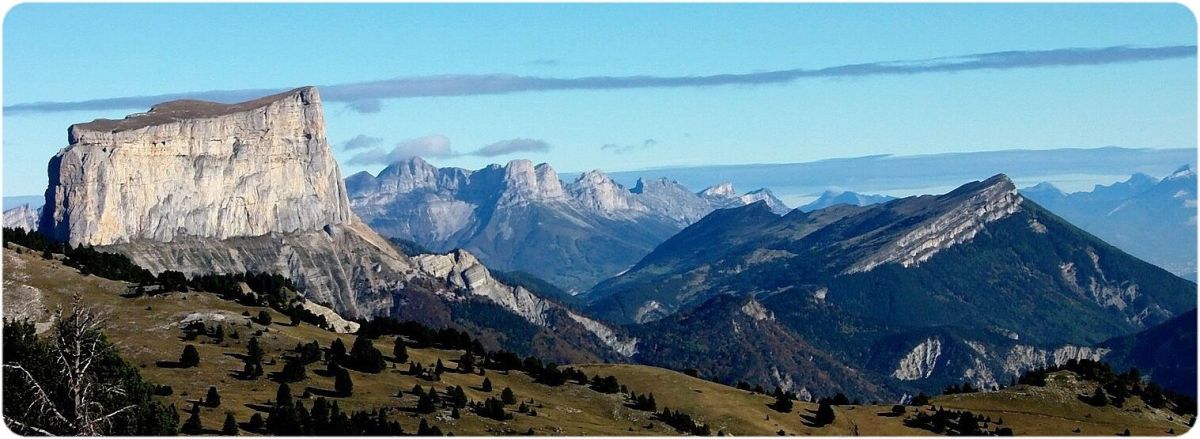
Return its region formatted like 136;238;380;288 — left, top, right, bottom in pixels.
798;190;895;212
587;146;1195;206
585;174;1195;396
344;157;788;292
1022;166;1197;280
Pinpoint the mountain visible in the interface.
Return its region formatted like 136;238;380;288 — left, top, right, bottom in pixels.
1022;167;1197;279
1100;309;1197;397
346;158;787;291
40;87;353;246
799;190;895;212
3;204;39;231
588;174;1195;393
32;87;632;364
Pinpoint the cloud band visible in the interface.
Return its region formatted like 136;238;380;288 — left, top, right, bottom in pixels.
6;45;1194;115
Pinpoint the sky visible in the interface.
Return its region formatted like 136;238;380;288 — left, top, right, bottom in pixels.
3;3;1197;197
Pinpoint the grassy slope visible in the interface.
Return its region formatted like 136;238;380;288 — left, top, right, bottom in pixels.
3;245;1190;436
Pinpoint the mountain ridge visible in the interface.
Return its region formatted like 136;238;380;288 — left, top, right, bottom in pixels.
346;156;789;291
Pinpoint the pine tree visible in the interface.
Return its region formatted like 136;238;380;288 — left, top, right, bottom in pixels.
205;386;221;407
180;344;200;368
815;402;836;426
417;390;437;413
266;383;300;435
221;413;238;435
448;386;468;408
435;358;446;375
247;413;265;432
279;357;307;382
347;335;386;373
482;377;493;392
329;338;347;363
242;358;264;379
458;352;475;373
335;368;354;397
182;403;202;434
393;338;408;364
246;337;264;363
502;387;516;405
771;392;793;413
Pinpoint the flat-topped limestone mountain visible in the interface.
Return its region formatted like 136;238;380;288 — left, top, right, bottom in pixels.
41;86;352;246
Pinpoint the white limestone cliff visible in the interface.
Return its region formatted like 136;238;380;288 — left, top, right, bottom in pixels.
41;86;351;246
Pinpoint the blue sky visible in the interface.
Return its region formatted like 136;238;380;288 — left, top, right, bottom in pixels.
3;3;1197;196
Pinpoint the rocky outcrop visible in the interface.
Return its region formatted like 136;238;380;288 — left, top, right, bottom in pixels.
3;204;40;232
40;87;351;246
846;174;1022;274
629;178;714;226
104;220;412;318
412;249;637;356
892;338;943;380
1001;344;1110;377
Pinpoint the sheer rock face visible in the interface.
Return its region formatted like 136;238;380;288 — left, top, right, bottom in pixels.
40;87;351;246
3;204;40;232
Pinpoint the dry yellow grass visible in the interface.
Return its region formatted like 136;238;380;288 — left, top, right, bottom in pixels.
3;245;1191;436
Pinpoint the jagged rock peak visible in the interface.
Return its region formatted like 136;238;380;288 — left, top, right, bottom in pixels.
570;169;645;214
739;188;790;214
498;159;565;203
699;182;737;199
41;86;352;246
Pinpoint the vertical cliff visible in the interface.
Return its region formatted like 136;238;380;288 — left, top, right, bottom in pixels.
40;86;351;246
